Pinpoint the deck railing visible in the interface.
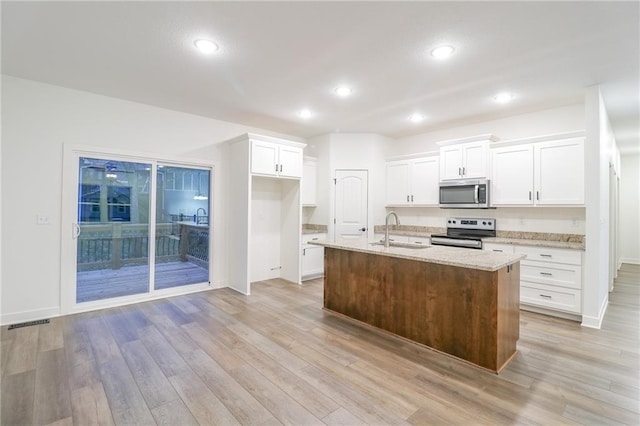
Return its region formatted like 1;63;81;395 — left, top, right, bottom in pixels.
77;223;209;271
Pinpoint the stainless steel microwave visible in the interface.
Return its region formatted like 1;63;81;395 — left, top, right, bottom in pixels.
439;179;491;208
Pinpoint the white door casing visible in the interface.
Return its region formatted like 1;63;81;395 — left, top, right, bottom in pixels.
334;170;368;239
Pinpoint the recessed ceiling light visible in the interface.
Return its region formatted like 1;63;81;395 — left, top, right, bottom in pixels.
493;92;514;103
430;45;455;59
299;109;313;119
194;39;219;54
408;113;426;123
334;86;353;97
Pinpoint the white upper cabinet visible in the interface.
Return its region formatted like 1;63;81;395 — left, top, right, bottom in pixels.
386;155;439;206
386;160;411;206
439;139;491;181
411;156;440;205
301;157;317;206
251;140;303;178
535;138;584;205
491;144;535;205
491;134;584;206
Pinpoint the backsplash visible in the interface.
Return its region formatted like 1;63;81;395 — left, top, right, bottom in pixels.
384;207;586;235
302;223;328;233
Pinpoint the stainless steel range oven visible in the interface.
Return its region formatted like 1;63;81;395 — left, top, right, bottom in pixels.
430;217;496;249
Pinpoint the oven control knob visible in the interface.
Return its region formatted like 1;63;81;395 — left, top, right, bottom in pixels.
482;221;486;225
488;221;492;225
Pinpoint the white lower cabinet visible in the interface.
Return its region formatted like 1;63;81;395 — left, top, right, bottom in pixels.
483;243;583;317
482;242;515;253
515;245;583;315
302;233;326;280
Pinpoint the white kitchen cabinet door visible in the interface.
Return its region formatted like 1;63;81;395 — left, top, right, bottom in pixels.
251;140;279;176
278;145;303;178
302;245;324;279
439;145;464;180
462;141;489;179
386;160;411;206
535;138;584;205
411;156;439;205
491;144;534;205
439;141;489;180
301;158;317;206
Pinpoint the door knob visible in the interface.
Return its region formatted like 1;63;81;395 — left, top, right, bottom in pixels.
359;227;367;232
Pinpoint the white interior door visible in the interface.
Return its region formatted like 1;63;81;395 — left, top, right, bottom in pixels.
334;170;368;239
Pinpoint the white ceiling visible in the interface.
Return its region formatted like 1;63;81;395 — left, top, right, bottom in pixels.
2;1;639;152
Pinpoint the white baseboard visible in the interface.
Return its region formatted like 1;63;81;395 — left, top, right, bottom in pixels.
620;258;640;265
1;307;61;327
581;296;609;329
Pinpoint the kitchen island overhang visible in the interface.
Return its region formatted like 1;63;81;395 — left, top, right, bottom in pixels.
310;239;525;373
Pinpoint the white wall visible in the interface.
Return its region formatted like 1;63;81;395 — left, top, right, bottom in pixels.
393;104;585;154
620;153;640;264
582;87;614;328
0;76;299;324
327;133;392;238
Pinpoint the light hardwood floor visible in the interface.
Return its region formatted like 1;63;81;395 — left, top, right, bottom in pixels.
2;264;639;425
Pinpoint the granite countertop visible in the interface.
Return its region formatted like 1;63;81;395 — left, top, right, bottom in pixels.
302;224;328;235
309;238;524;272
373;225;585;251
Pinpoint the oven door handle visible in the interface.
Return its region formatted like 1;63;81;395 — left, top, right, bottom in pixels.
474;184;479;204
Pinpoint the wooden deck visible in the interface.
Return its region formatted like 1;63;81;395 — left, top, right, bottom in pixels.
76;261;209;303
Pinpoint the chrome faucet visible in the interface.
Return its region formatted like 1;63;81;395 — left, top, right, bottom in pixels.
384;211;400;248
196;208;207;224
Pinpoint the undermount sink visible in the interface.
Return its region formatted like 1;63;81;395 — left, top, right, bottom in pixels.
370;241;432;249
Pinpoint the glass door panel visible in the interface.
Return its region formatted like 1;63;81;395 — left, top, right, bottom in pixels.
155;165;210;289
76;157;151;303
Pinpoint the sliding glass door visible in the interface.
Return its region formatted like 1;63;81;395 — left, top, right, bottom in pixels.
70;154;212;308
76;157;152;302
155;165;210;290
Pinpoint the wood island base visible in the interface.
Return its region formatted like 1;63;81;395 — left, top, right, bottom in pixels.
323;247;520;373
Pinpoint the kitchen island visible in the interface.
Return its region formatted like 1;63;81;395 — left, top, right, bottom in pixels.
309;238;525;373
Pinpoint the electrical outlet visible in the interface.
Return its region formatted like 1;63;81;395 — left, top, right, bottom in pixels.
37;214;51;225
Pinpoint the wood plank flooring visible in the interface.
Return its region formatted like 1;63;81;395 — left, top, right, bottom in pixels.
76;261;209;303
2;264;639;425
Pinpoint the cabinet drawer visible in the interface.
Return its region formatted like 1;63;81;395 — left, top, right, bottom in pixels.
521;283;581;314
302;233;326;244
520;263;581;289
483;242;515;253
516;245;582;265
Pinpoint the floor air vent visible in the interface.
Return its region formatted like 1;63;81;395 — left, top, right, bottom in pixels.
8;319;50;330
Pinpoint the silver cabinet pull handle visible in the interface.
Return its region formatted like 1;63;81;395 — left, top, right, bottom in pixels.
536;191;540;201
540;254;552;258
529;191;532;201
411;195;414;202
493;249;503;252
407;195;410;202
540;272;553;276
539;294;552;299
